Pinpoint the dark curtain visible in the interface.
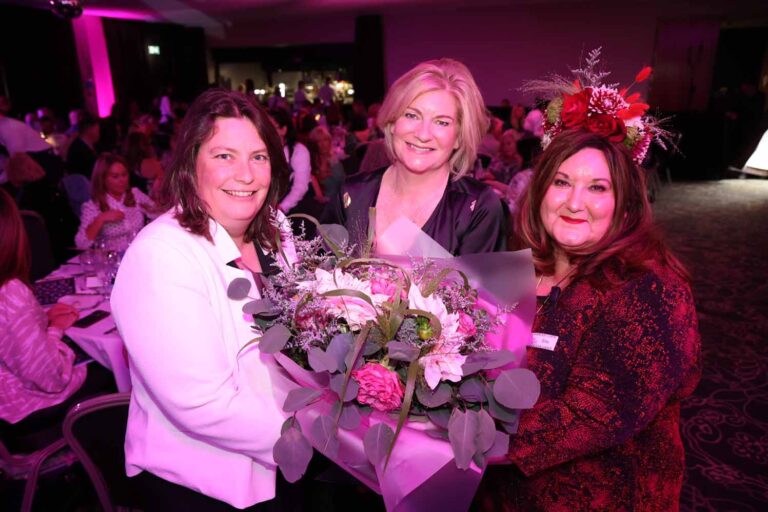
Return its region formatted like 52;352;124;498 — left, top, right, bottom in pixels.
102;18;208;110
0;6;83;118
353;15;385;106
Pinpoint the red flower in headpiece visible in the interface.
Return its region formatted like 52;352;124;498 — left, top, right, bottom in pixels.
635;66;652;83
561;89;590;128
617;103;649;120
586;114;627;142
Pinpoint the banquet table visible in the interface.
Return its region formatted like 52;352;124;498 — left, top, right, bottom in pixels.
38;259;132;392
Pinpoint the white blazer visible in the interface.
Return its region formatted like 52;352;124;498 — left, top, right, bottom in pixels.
111;210;295;508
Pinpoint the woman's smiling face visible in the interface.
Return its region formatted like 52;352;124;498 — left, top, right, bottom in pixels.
539;147;616;252
196;117;272;238
391;89;460;175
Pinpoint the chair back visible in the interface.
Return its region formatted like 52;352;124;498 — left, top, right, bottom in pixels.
60;173;91;217
0;436;72;512
63;393;134;512
20;210;56;281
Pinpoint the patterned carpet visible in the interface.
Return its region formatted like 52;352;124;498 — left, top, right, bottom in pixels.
653;180;768;511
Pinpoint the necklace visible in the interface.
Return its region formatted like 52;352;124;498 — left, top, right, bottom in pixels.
535;267;578;315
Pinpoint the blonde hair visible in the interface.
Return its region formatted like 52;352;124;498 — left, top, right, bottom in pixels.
7;153;45;187
377;58;489;179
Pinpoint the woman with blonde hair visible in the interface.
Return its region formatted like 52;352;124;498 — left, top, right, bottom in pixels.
74;153;156;250
323;58;506;255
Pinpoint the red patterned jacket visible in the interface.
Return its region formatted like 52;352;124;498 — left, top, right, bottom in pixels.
477;262;701;511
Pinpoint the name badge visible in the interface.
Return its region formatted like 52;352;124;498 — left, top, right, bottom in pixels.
530;333;558;351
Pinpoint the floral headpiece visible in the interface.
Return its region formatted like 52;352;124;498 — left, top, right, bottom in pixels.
524;48;670;164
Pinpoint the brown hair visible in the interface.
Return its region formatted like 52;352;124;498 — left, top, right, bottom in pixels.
514;128;689;285
160;89;289;247
91;153;136;212
0;188;31;287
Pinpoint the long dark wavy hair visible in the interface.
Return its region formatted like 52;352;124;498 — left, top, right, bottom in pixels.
514;128;689;286
161;89;289;247
0;188;31;287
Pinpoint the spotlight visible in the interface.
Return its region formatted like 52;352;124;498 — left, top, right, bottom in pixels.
49;0;84;19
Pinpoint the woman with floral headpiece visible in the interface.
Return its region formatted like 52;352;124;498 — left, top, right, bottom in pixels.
474;52;701;511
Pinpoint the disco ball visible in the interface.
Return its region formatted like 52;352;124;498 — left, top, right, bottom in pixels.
49;0;84;19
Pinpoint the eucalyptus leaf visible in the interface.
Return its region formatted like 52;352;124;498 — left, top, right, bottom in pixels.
486;383;518;423
448;409;478;470
462;350;516;376
426;408;452;430
330;373;359;402
363;337;382;356
280;417;295;435
476;409;496;454
363;423;395;467
227;277;251;300
416;382;452;408
331;400;362;430
259;324;292;354
458;378;487;402
319;223;349;250
485;431;510;459
308;346;338;373
386;341;420;362
311;415;339;458
273;427;313;483
492;369;541;409
344;349;364;371
501;417;520;434
326;333;354;372
283;388;324;413
426;429;450;441
242;298;277;316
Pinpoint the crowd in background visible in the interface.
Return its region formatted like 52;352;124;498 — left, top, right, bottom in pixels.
0;81;547;269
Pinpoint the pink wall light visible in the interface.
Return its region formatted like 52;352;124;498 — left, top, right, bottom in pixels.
72;15;115;117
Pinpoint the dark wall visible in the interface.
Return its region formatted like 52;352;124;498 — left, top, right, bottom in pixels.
353;15;385;106
0;5;83;118
102;18;208;110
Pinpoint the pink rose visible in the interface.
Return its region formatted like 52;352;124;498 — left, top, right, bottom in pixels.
352;363;405;412
457;311;477;337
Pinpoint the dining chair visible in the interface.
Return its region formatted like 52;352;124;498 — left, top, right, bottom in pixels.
60;173;91;218
62;392;136;512
20;210;57;281
0;435;77;512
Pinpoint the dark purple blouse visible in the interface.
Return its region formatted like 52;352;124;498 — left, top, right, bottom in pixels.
321;167;507;255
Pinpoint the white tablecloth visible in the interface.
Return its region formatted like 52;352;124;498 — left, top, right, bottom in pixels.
42;260;132;392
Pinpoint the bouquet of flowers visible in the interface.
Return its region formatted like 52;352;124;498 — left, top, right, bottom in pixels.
228;213;539;511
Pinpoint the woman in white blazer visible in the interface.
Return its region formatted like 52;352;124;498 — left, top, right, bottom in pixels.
111;89;297;511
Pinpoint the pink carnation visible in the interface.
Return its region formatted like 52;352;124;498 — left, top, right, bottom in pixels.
352;363;405;412
457;311;477;337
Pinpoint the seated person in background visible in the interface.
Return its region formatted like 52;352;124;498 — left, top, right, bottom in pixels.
75;153;157;251
0;189;114;453
477;115;504;159
124;131;164;199
66;115;100;179
308;125;345;201
271;109;312;214
480;128;524;185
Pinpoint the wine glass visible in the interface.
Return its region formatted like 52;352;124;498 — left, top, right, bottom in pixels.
96;250;120;300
